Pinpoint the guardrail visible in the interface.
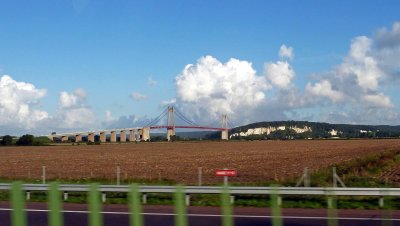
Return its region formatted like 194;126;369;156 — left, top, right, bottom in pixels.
1;183;400;196
0;182;397;226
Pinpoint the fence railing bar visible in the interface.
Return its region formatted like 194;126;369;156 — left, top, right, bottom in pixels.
221;186;233;226
48;182;63;226
174;185;188;226
271;186;282;226
88;183;103;226
11;181;27;226
129;184;144;226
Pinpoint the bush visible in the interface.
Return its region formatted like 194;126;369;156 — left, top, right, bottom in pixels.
16;134;34;146
0;135;13;146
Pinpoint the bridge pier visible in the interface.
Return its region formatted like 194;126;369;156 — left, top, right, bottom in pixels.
75;134;82;143
61;136;68;142
88;133;95;142
167;128;175;141
139;127;150;141
120;130;126;143
100;132;106;143
129;129;135;142
110;131;117;143
221;130;229;140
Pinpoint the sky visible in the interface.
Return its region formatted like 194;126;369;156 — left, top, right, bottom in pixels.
1;0;400;135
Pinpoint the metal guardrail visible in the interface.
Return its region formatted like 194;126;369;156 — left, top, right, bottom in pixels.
1;183;400;196
1;182;398;226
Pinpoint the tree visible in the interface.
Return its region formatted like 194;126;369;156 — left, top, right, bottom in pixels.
16;134;34;146
0;135;13;146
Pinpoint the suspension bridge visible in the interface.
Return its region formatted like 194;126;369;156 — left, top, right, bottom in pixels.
49;106;232;142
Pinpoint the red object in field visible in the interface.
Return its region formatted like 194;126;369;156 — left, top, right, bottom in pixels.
215;169;237;177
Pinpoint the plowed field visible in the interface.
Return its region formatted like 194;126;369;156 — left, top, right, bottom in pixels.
0;140;399;184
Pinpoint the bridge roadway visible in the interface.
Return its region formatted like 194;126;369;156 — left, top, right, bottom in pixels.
0;202;399;226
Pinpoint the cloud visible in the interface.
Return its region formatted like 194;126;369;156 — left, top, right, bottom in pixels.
170;22;400;126
305;80;345;103
161;98;176;106
175;56;268;122
147;77;157;87
131;92;147;101
264;61;295;89
57;89;96;129
362;93;393;108
301;22;399;123
59;88;86;109
0;75;49;131
105;110;115;122
279;44;294;60
59;107;96;129
336;36;383;91
102;111;150;129
375;22;400;49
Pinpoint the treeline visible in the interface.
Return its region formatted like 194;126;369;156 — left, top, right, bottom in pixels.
228;121;400;140
0;134;52;146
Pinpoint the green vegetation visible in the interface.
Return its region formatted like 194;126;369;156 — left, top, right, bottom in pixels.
0;134;53;146
306;149;400;188
15;134;34;146
0;135;13;145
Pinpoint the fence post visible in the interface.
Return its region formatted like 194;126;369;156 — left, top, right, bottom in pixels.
198;167;202;186
270;186;282;226
11;181;27;226
174;185;188;226
117;166;121;185
129;184;144;226
185;194;190;206
221;186;233;226
48;182;63;226
88;184;103;226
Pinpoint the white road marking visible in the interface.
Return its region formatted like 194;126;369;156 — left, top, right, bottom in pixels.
0;208;398;221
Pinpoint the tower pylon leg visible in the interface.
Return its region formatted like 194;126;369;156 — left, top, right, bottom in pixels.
221;114;229;140
167;106;176;141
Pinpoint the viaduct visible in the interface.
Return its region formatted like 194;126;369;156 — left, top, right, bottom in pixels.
50;106;229;142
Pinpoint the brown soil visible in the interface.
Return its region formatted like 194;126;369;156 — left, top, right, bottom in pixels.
0;140;399;184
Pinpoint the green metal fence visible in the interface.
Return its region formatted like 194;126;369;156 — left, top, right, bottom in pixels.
8;181;394;226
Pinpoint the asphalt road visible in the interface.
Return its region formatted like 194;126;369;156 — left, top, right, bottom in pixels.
1;202;400;226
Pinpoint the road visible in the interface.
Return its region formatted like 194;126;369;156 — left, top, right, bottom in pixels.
0;202;399;226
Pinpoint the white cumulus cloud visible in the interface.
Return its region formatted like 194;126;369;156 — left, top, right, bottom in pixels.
336;36;383;91
362;93;394;108
306;80;345;103
59;88;87;109
264;61;295;89
57;89;96;129
0;75;49;130
175;56;268;122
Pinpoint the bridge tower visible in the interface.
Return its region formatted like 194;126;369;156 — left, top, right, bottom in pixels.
221;114;229;140
167;106;176;141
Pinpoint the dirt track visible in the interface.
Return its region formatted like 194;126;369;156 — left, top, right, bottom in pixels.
0;140;399;184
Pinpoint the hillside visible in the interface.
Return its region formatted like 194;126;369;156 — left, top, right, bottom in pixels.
207;121;400;140
232;121;400;139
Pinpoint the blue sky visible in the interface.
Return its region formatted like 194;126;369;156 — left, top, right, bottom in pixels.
1;0;400;135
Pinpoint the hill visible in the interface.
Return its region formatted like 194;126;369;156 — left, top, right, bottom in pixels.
206;121;400;140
